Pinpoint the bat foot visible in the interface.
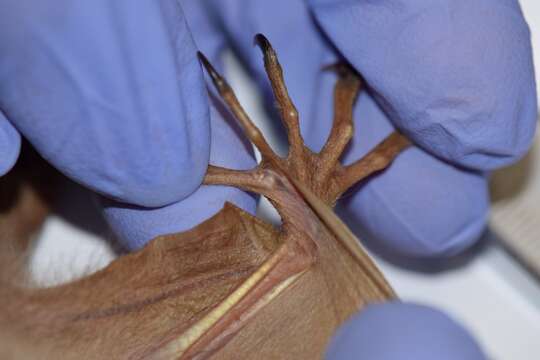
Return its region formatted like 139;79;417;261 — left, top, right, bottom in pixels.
200;36;410;208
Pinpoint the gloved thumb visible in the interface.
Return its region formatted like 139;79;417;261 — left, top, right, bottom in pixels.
0;0;210;207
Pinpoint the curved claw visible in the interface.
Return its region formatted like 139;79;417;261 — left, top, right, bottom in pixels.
197;52;225;91
254;33;304;159
198;51;279;163
322;62;357;78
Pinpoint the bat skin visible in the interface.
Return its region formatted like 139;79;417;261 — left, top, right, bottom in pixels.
0;34;410;359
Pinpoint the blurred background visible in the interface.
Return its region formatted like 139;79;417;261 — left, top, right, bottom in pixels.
30;1;540;359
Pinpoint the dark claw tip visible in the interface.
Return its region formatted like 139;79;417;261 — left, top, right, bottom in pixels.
322;62;357;78
254;33;273;55
197;51;222;83
197;51;211;70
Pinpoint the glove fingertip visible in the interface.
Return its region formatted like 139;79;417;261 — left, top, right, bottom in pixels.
101;186;256;251
115;144;209;209
326;302;486;360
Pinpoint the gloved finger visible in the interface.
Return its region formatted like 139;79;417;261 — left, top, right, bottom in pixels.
206;0;488;257
326;302;486;360
100;1;257;250
337;92;488;257
0;0;210;207
308;0;537;171
0;110;20;176
100;110;256;250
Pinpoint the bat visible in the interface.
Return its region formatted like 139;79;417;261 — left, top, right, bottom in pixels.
0;34;410;359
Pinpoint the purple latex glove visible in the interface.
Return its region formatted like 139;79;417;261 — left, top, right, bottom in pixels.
326;302;487;360
0;1;211;207
206;0;537;257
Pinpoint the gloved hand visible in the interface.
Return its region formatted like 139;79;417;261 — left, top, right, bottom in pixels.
0;1;215;207
326;302;487;360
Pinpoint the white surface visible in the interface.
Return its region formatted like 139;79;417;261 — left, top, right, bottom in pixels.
378;245;540;360
31;2;540;359
29;217;115;286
